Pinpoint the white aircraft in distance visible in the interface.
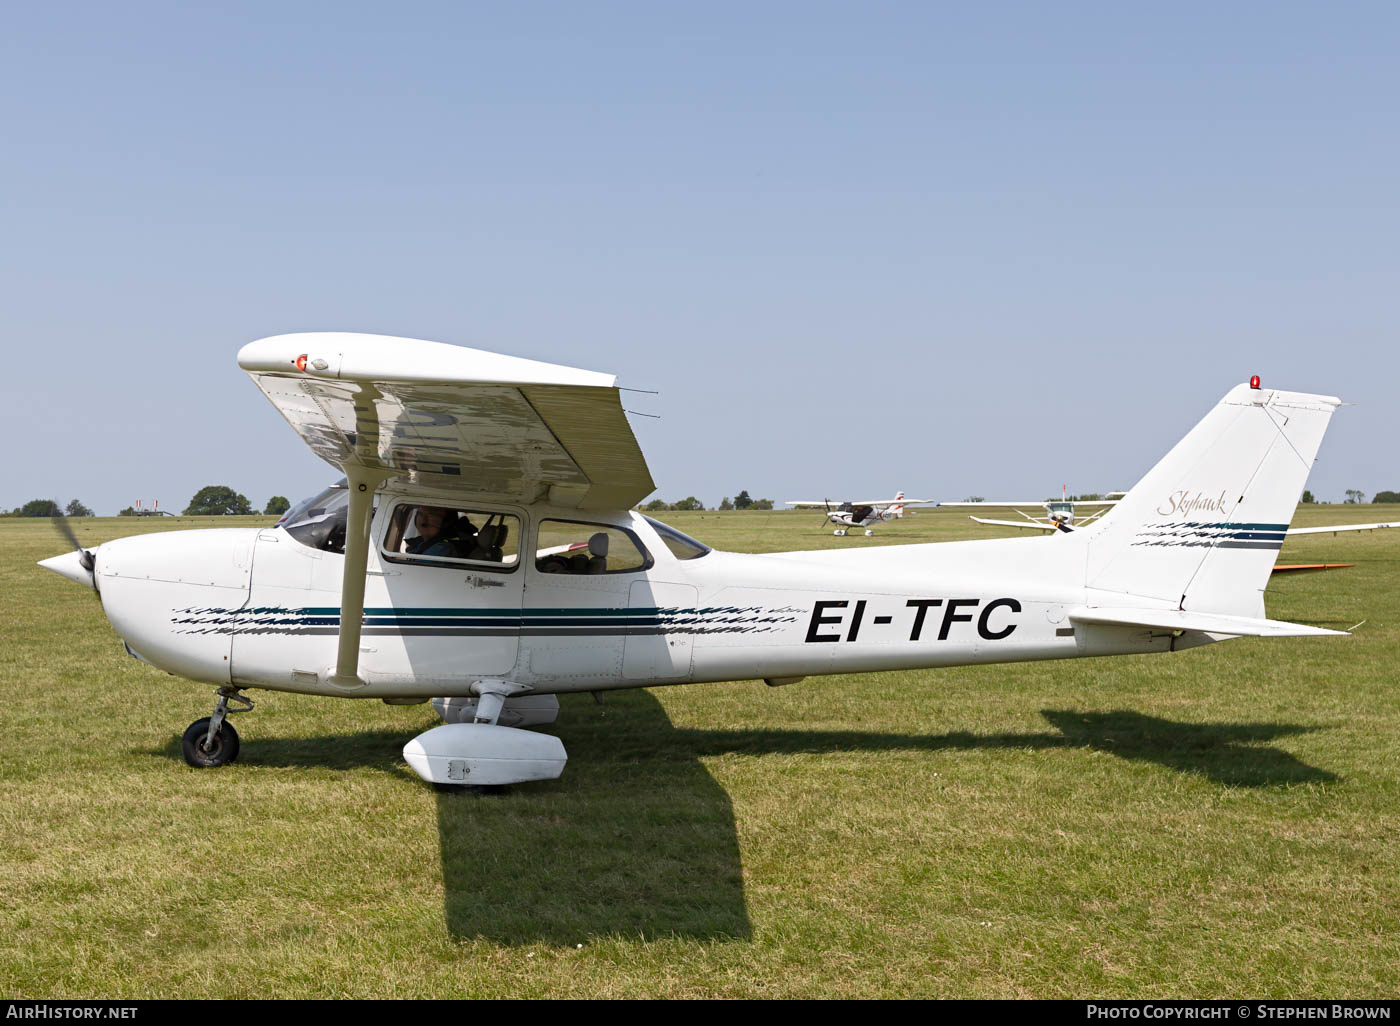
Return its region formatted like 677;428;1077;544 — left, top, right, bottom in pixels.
948;493;1398;542
936;487;1125;532
786;493;928;536
38;335;1360;789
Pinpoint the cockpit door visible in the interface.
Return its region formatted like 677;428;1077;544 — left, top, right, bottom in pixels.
356;503;526;686
231;498;525;693
355;558;523;684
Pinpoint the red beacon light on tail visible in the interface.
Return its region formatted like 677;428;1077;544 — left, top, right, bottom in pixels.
1249;375;1261;390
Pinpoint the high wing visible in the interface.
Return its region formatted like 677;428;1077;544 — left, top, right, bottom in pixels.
857;497;928;507
238;332;655;510
939;499;1119;508
1286;522;1399;536
240;332;657;688
937;501;1049;508
786;499;929;508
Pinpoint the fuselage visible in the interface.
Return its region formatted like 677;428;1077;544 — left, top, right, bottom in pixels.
86;487;1212;701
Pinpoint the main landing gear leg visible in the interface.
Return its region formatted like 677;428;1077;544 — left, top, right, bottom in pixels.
471;678;529;725
181;687;253;768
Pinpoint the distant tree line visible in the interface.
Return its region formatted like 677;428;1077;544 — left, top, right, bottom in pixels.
3;499;93;517
31;483;1391;520
5;488;294;517
640;489;775;512
182;487;290;516
1298;489;1398;504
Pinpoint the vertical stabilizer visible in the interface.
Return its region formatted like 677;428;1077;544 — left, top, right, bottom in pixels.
1084;383;1340;617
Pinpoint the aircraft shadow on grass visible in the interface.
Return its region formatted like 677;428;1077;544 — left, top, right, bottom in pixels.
153;694;753;946
150;699;1335;944
668;709;1338;789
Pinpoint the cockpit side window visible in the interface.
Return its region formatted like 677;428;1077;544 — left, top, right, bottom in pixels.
380;503;521;572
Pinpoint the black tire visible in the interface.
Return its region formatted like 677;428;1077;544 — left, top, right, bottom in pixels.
181;717;240;767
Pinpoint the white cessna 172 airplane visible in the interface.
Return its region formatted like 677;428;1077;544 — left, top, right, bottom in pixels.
786;493;928;536
40;334;1351;789
937;489;1122;533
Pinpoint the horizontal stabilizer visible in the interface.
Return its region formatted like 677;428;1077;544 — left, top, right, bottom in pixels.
1068;606;1348;637
970;516;1057;531
1287;521;1398;536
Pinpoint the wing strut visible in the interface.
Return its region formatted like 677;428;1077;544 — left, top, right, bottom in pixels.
331;385;393;688
330;464;391;687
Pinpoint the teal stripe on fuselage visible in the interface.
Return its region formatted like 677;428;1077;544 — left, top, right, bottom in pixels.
289;607;685;624
299;606;670;617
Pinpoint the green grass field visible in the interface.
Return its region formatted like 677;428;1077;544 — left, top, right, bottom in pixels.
2;507;1397;998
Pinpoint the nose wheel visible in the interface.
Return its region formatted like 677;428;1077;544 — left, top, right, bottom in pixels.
182;717;239;767
181;688;252;768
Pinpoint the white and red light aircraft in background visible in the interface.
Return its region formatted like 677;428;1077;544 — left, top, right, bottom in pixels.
40;334;1355;788
786;493;928;536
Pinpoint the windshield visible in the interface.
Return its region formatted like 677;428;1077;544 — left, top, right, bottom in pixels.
281;481;353;553
643;515;711;560
279;479;346;527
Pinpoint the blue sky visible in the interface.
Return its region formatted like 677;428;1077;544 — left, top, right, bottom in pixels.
3;2;1396;514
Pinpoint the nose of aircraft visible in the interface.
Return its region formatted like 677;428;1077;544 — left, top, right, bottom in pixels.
38;547;99;590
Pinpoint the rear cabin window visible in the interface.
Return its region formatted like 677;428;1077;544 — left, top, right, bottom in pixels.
381;503;520;572
534;520;652;575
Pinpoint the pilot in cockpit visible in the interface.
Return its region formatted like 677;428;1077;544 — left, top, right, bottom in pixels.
405;506;459;558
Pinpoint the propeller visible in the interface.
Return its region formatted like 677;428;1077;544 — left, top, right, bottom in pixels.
818;498;833;528
52;514;95;570
48;513;100;593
